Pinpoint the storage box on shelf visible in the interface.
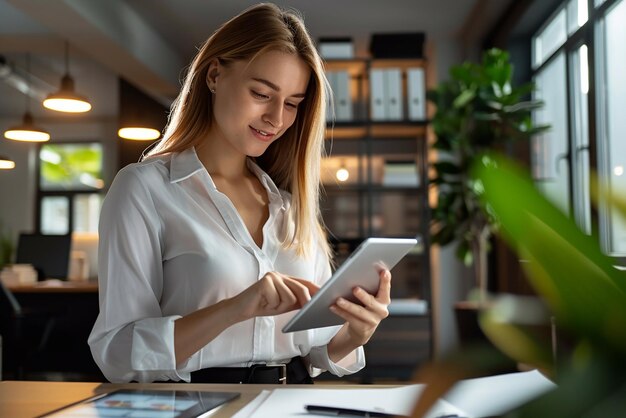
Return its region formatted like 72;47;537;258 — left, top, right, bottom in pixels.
319;57;432;382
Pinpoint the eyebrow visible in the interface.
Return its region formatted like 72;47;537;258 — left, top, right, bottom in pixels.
251;77;306;98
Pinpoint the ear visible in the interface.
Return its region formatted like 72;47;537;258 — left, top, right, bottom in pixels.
206;58;221;90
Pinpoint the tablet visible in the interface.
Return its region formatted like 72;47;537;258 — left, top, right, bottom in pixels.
282;236;419;333
39;389;240;418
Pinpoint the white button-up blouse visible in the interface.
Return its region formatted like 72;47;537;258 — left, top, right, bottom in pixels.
88;147;365;383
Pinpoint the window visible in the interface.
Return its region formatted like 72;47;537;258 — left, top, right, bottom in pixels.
533;8;566;68
37;143;104;235
596;0;626;254
530;0;626;257
570;44;591;234
532;52;570;215
567;0;588;35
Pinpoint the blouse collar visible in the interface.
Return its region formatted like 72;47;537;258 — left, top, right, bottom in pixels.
169;146;284;201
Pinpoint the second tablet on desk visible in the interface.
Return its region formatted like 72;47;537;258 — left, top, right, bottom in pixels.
282;237;419;333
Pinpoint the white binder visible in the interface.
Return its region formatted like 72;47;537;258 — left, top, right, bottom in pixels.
369;68;386;121
334;70;353;121
384;68;403;120
325;71;337;123
407;67;426;120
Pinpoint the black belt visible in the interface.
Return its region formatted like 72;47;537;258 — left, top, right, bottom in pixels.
189;356;313;384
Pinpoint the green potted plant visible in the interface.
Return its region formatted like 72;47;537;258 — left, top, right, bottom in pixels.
412;154;626;416
428;48;549;306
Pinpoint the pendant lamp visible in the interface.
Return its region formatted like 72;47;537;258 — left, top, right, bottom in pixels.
43;42;92;113
117;79;163;141
118;127;161;141
3;55;51;142
0;155;16;170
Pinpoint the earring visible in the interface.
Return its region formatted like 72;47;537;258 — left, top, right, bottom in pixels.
210;87;216;94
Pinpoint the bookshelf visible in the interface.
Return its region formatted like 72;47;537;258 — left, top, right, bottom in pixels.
320;57;432;382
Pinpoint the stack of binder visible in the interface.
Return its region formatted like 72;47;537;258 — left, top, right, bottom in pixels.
369;67;425;121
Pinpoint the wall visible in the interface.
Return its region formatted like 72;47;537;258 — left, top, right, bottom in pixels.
0;70;118;244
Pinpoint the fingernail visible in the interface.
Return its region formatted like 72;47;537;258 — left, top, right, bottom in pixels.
337;298;347;306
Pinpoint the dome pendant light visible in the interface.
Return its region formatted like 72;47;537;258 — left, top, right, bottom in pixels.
0;155;16;170
4;54;51;142
118;127;161;141
43;41;92;113
4;112;50;142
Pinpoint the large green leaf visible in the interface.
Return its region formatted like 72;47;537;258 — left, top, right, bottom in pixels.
472;154;626;354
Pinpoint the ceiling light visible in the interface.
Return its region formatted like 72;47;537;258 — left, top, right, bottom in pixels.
118;127;161;141
3;54;50;142
0;155;16;170
43;41;92;113
4;112;50;142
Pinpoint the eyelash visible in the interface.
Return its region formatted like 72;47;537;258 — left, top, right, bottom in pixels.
251;90;298;109
251;90;269;100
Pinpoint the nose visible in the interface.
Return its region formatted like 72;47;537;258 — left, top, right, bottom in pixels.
263;101;284;130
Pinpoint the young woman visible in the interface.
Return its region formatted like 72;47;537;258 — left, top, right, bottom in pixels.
88;3;392;384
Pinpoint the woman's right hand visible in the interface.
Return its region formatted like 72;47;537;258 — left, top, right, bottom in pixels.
231;272;319;321
174;272;318;365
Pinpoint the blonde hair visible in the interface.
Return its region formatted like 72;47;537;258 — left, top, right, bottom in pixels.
145;3;331;261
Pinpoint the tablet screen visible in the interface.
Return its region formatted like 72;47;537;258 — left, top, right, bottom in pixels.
40;389;240;418
282;237;419;333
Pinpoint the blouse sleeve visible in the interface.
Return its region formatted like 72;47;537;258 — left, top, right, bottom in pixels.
88;166;196;383
305;239;366;377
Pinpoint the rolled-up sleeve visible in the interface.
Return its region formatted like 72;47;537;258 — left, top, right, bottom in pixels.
88;166;194;382
305;240;366;377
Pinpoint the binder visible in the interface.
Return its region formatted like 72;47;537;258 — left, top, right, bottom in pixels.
334;70;353;121
325;71;337;123
369;69;386;121
384;68;403;120
407;67;426;120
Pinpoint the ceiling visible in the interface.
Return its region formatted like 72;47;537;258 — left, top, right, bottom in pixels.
0;0;516;120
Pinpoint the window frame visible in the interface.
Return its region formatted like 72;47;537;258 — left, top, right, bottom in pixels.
35;141;105;235
529;0;625;263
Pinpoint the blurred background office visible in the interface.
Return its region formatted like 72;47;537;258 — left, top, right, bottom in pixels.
0;0;624;382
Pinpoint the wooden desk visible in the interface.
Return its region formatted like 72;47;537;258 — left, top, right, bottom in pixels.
7;280;98;293
0;380;373;418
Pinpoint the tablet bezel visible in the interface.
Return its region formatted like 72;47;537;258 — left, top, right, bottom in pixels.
39;389;240;418
282;237;419;333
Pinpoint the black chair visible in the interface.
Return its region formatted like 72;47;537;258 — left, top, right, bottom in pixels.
0;280;60;380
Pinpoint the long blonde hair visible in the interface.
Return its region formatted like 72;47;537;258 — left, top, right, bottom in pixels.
145;3;331;261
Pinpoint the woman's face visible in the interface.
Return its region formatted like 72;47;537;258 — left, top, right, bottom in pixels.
208;50;311;158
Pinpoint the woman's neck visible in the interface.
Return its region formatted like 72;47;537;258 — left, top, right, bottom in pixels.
195;135;249;180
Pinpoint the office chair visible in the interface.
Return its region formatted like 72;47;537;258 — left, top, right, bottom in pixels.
0;280;60;380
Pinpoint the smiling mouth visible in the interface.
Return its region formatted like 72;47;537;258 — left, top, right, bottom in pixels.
250;126;276;138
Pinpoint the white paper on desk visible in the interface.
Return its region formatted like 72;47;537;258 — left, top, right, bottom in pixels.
236;385;467;418
442;369;557;417
232;390;272;418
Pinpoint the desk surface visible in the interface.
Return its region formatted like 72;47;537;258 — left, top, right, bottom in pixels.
7;280;99;293
0;380;377;418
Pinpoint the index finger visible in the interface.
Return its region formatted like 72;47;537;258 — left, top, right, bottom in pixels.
282;277;316;307
289;277;321;296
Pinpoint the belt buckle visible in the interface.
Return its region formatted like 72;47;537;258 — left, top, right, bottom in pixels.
265;362;287;384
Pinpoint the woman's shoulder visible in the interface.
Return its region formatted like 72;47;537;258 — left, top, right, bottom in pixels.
111;155;172;191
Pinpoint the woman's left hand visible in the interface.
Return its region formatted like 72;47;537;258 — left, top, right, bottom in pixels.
329;268;391;353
